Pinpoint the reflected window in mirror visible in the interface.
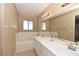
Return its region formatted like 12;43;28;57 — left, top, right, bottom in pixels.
41;21;47;30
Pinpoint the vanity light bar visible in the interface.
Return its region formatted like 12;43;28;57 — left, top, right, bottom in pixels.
61;3;70;7
42;13;49;19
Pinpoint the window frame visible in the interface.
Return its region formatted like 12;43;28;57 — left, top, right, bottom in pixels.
23;20;34;31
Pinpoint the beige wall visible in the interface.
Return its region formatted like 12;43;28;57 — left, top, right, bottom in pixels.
50;8;79;41
2;3;19;55
0;3;3;56
19;14;38;32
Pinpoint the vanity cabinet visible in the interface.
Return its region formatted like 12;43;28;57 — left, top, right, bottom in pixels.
33;39;55;56
33;37;79;56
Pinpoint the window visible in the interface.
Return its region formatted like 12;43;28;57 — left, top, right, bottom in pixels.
41;22;46;30
23;20;33;30
23;21;28;30
29;21;33;30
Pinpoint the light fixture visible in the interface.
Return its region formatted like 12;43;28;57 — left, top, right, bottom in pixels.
61;3;70;7
42;13;49;19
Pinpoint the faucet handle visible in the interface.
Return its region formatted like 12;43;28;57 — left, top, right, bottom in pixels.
76;41;79;45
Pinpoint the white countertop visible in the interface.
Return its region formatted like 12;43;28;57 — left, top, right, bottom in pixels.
35;36;79;56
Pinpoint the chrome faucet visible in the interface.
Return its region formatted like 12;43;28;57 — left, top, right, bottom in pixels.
68;43;76;51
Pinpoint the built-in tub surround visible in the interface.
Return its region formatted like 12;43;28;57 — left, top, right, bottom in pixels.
34;36;79;56
16;32;37;53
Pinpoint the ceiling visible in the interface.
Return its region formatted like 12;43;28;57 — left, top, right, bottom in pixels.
15;3;50;17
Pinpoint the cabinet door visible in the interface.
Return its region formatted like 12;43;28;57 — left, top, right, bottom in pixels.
40;43;55;56
33;39;41;55
39;43;51;56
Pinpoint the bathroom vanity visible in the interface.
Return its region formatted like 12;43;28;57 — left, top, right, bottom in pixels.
34;36;79;56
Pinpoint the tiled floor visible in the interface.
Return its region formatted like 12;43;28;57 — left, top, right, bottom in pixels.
15;49;37;56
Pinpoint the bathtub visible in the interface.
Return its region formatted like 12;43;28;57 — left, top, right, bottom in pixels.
16;32;37;53
16;40;33;53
